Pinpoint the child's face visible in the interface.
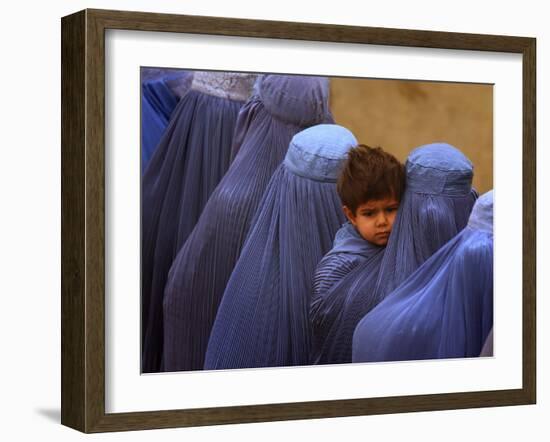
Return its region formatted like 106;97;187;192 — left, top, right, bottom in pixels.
344;197;400;246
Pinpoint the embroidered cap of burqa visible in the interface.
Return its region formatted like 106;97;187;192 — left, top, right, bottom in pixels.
311;143;478;364
204;124;356;370
352;190;494;363
141;69;193;173
141;72;256;372
162;75;333;372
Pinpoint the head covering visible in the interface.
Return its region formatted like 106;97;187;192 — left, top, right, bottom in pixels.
257;74;331;127
204;124;356;370
353;190;494;363
310;143;477;365
141;69;193;172
191;71;257;101
161;75;334;372
376;142;478;296
141;71;255;372
229;74;332;160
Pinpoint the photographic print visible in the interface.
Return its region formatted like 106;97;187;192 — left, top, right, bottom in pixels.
61;9;534;432
140;68;494;374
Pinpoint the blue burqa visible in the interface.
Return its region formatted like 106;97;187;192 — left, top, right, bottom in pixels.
309;223;384;363
310;143;478;364
162;75;334;372
141;69;193;173
204;124;357;370
141;72;257;372
352;190;494;362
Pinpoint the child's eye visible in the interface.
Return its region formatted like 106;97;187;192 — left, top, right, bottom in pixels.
362;211;374;217
386;207;398;213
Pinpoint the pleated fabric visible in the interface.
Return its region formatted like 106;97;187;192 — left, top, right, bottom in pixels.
310;143;478;365
141;69;193;173
352;190;494;362
375;143;479;297
309;223;384;363
162;75;334;372
141;72;256;372
204;124;357;370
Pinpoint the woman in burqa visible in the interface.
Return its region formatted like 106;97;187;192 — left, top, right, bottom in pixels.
161;75;334;372
204;124;357;370
141;71;256;372
141;68;193;173
352;190;493;362
309;224;385;364
310;143;478;365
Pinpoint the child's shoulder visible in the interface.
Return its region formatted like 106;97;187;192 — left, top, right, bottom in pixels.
329;223;378;257
313;252;365;299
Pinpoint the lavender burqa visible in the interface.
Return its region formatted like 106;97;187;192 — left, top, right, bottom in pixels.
162;75;333;372
204;124;357;370
309;222;384;364
352;190;494;362
141;72;256;372
141;69;193;173
311;143;478;364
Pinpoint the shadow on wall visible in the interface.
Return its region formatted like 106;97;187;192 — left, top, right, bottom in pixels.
330;78;493;194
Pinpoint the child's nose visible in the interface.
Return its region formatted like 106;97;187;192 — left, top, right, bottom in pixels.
376;213;388;226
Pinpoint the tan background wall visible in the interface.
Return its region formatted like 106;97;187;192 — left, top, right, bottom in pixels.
330;78;493;194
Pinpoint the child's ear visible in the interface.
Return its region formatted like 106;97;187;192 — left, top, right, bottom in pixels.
343;206;356;225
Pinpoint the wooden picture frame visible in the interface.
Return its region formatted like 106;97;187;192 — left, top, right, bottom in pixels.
61;8;536;433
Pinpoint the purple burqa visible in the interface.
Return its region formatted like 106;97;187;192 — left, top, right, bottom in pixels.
352;190;494;362
204;124;357;370
162;75;333;372
141;71;256;372
141;68;193;173
310;143;478;364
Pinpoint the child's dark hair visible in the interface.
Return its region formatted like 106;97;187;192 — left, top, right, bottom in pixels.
337;144;405;214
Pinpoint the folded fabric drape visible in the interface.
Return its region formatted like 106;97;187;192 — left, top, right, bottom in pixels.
309;222;384;363
352;190;494;363
141;72;256;372
310;143;478;365
162;75;334;372
204;124;357;370
141;69;193;173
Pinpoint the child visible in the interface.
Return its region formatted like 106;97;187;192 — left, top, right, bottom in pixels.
312;144;405;301
310;144;405;363
162;76;333;372
352;190;493;363
312;142;476;365
203;124;357;370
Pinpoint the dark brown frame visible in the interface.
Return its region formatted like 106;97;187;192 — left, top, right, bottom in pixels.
61;8;536;433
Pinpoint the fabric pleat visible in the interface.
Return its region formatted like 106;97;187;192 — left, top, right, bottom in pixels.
204;166;346;369
309;251;386;364
373;187;478;297
141;70;192;172
309;223;384;363
204;124;357;370
162;75;333;372
310;143;478;365
352;191;494;362
141;84;246;373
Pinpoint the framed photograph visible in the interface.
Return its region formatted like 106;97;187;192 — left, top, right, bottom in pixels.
61;8;536;433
